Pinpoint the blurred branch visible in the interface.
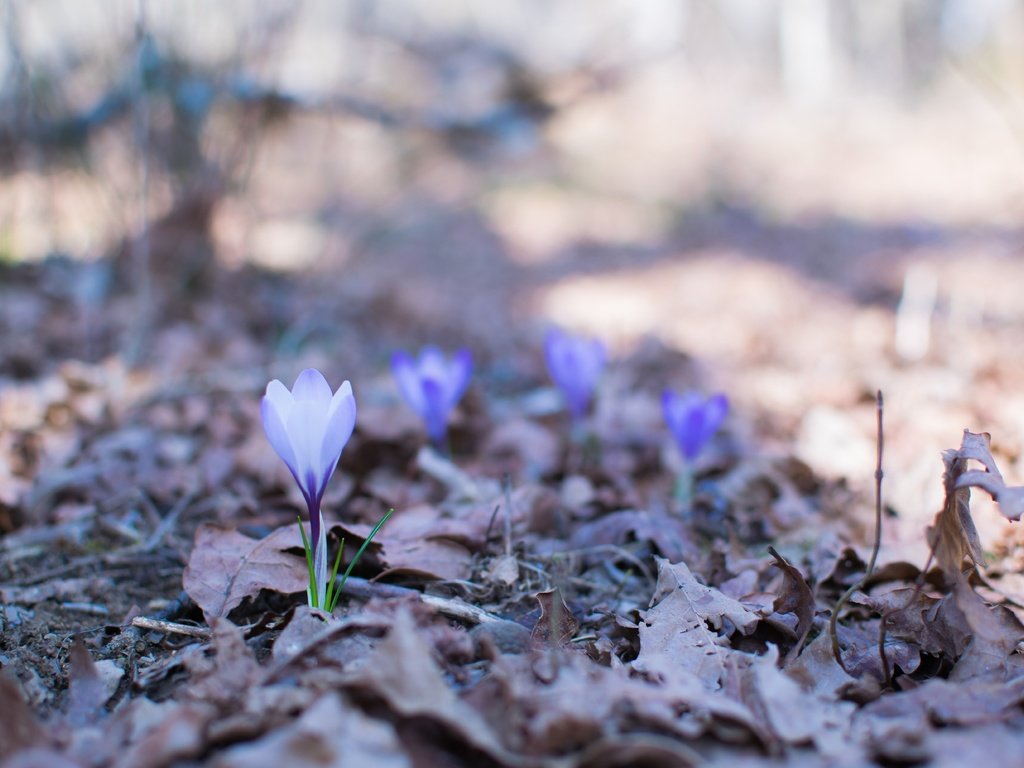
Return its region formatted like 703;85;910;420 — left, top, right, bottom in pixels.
124;0;152;366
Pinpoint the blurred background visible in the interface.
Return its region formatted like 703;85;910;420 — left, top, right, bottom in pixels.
3;0;1024;560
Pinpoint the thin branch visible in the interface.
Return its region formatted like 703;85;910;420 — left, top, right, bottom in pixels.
340;576;504;625
830;390;884;670
131;616;212;639
125;0;152;365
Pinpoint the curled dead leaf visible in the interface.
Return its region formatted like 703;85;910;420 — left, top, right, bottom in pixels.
767;546;815;659
927;431;987;580
530;588;579;650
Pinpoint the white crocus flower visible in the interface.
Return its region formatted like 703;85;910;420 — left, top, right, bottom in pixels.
261;369;356;609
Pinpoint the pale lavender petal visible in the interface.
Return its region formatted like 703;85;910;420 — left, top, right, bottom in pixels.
679;405;707;461
292;368;332;408
544;328;565;381
264;378;295;418
662;390;728;462
703;394;729;437
319;381;356;488
286;398;329;501
392;351;425;416
419;345;448;381
447;348;473;406
261;394;299;481
661;390;683;434
422;377;448;444
547;329;603;418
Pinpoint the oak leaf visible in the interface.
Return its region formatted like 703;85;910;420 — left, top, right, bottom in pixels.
182;524;307;622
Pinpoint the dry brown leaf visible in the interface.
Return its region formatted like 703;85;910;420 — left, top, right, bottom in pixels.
482;417;561;478
569;509;696;564
949;575;1024;682
767;547;814;659
0;673;47;758
955;430;1024;521
343;607;511;763
186;620;264;706
862;676;1024;732
2;749;81;768
927;431;987;580
473;650;765;757
361;504;473;580
742;645;855;753
210;693;409;768
784;632;869;701
633;558;760;689
268;604;395;672
530;588;579;650
569;734;702;768
182;524;307;622
64;639;108;728
112;702;214;768
855;588;966;664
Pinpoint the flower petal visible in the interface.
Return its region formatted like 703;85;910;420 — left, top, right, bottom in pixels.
447;348;473;406
320;381;357;488
264;378;295;419
583;338;607;384
392;351;425;417
419;346;447;380
422;377;448;443
544;329;567;385
661;389;682;434
286;398;329;501
703;394;729;437
292;368;333;408
261;392;299;481
679;404;707;461
547;329;603;418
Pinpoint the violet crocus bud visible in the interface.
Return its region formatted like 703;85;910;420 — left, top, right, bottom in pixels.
662;390;728;463
391;346;473;446
261;369;356;608
544;328;606;421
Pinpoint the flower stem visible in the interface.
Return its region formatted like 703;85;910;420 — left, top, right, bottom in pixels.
297;516;318;608
674;463;694;510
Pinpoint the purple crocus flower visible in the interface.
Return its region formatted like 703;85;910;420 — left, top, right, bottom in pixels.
544;328;606;420
261;369;356;608
662;390;728;462
391;346;473;445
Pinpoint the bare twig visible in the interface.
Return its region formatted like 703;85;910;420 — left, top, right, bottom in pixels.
142;491;195;551
131;616;212;639
830;390;884;670
502;474;513;557
125;0;152;365
340;576;504;625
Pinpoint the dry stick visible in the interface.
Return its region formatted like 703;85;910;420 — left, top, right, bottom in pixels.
125;0;152;366
830;390;885;671
341;576;504;625
131;616;212;639
502;474;514;557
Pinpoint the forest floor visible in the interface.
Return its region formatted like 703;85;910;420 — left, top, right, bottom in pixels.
4;189;1024;768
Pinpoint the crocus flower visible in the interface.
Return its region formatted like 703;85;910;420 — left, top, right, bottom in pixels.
391;346;472;446
662;390;728;463
262;369;356;608
544;327;606;420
